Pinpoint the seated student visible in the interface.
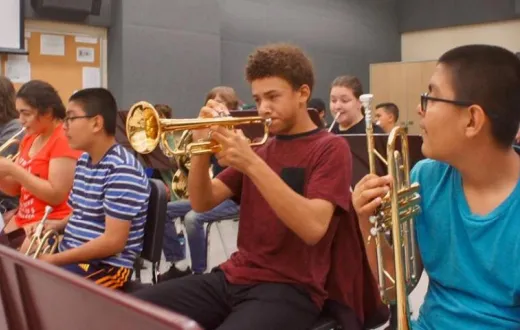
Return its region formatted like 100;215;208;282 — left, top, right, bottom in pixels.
328;75;384;134
0;80;81;246
374;102;399;134
37;88;150;290
0;76;25;212
134;43;381;330
308;97;328;126
159;86;241;281
353;45;520;329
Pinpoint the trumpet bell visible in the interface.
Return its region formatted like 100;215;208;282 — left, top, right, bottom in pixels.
126;101;162;154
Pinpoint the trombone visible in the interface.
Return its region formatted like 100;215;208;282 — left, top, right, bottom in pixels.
125;101;271;156
25;206;60;259
0;128;25;161
360;94;421;330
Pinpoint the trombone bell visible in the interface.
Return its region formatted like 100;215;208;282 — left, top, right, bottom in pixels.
126;101;271;156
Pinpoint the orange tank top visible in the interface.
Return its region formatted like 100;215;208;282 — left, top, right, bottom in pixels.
15;124;82;227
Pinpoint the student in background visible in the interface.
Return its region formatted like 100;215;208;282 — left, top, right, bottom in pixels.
374;102;399;134
308;97;327;126
0;77;25;212
158;86;241;281
329;75;384;134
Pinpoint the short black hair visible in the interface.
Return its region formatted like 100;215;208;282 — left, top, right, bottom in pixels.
17;80;66;119
69;88;118;136
376;102;399;121
308;98;326;113
438;45;520;148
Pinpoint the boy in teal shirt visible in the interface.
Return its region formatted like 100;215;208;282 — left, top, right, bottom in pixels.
353;44;520;329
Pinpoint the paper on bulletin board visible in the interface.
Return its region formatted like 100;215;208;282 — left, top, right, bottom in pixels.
75;36;98;44
5;60;31;83
77;47;95;63
82;67;101;88
40;34;65;56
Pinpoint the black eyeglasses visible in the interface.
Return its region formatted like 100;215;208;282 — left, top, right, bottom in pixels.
420;93;473;112
64;115;96;126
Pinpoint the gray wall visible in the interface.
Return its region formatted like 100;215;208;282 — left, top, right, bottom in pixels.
220;0;401;114
398;0;520;33
108;0;221;114
24;0;402;119
109;0;401;118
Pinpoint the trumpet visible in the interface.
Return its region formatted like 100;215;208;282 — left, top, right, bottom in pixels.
126;101;271;156
25;206;60;259
0;127;25;161
361;94;421;330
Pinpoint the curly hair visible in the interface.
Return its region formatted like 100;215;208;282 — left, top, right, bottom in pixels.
245;43;314;93
0;76;18;125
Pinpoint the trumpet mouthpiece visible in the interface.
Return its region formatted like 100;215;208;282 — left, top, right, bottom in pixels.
359;94;374;103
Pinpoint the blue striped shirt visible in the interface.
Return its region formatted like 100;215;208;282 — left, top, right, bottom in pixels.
59;144;150;268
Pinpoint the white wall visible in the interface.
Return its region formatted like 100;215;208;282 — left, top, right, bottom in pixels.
401;19;520;61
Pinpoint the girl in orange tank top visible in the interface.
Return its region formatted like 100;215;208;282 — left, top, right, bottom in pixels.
0;80;81;236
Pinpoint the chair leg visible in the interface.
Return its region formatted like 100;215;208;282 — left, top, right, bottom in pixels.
134;258;142;283
215;221;231;258
205;222;214;272
151;262;158;285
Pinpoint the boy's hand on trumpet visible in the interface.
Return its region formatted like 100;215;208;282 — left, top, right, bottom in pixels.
210;126;260;174
352;174;393;219
192;99;230;142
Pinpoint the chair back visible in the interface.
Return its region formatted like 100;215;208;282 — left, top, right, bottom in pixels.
140;179;168;263
0;244;201;330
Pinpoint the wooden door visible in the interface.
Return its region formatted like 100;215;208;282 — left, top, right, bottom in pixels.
370;60;436;135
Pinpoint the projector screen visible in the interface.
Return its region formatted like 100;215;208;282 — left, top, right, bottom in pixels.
0;0;25;53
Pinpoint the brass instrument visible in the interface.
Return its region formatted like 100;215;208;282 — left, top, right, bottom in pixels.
171;130;192;199
361;94;421;330
25;206;60;259
0;128;25;161
126;101;271;156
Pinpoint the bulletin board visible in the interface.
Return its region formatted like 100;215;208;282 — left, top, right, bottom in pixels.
0;20;107;105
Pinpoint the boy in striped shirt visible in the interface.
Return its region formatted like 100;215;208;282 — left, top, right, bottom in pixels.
38;88;150;290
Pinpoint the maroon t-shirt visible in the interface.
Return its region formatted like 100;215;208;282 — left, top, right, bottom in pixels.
217;128;355;308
